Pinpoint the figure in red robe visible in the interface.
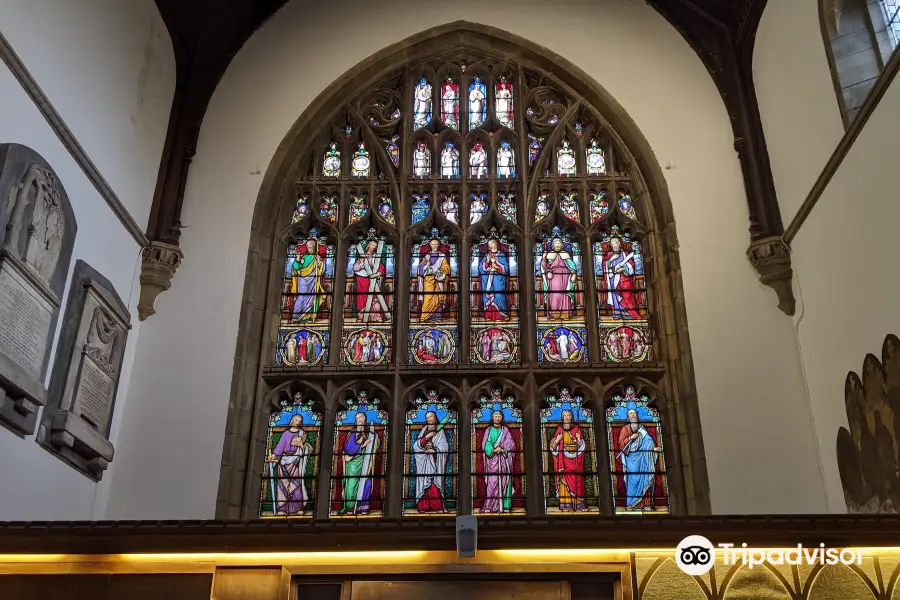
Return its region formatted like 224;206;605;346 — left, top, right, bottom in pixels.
548;410;587;511
600;234;642;320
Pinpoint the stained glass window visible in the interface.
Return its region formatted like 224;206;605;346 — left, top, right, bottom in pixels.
470;228;520;364
291;195;309;223
403;390;458;515
260;393;321;518
413;77;433;130
557;139;576;177
377;194;395;225
472;388;526;515
469;77;487;129
383;135;400;167
469;142;488;178
534;192;550;224
593;226;652;363
559;192;580;223
319;195;338;226
440;142;460;178
607;386;669;515
349;194;368;224
498;191;517;224
413;142;431;178
276;228;333;367
494;76;514;129
440;193;459;224
528;133;544;167
535;226;588;364
585;138;606;175
341;229;394;365
497;140;515;178
440;78;460;130
469;192;488;225
323;142;341;178
409;228;459;366
351;142;371;178
589;189;609;224
541;389;600;514
330;391;388;517
617;190;637;220
411;193;431;225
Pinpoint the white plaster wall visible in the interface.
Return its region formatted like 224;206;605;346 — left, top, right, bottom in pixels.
108;0;827;519
0;0;176;226
754;0;846;224
0;59;145;520
790;75;900;513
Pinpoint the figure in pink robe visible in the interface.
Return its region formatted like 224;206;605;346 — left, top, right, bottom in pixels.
480;411;518;513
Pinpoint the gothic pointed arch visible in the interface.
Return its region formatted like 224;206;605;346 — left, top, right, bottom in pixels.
219;22;708;520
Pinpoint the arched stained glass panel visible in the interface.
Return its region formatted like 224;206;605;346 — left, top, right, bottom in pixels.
330;391;389;517
413;142;431;178
469;142;488;179
341;229;394;365
469;192;488;225
351;142;371;178
494;76;514;128
469;77;487;129
534;227;588;364
440;78;460;130
349;194;368;224
440;193;459;224
409;228;459;365
606;386;669;515
472;388;526;515
497;139;515;178
276;228;333;367
411;193;431;225
413;77;433;130
260;393;321;518
377;194;395;225
541;389;600;514
440;142;460;178
291;195;309;223
470;228;520;364
403;390;458;515
323;142;341;178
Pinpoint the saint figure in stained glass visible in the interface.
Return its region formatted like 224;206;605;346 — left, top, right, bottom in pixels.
440;193;459;224
342;230;393;365
409;229;458;366
495;76;514;129
349;194;368;224
469;77;487;129
586;139;606;175
539;233;578;320
412;230;453;323
472;389;526;515
560;192;580;223
470;228;519;365
260;393;321;517
528;133;544;167
383;135;400;167
557;139;576;177
589;190;609;223
498;192;516;223
607;386;669;514
541;389;599;514
596;227;642;321
413;142;431;178
440;77;459;130
291;196;309;223
319;195;338;225
323;142;341;178
534;193;550;224
404;391;457;515
331;391;388;517
535;228;587;364
469;142;487;178
617;190;637;220
411;193;430;225
377;194;395;225
413;77;433;130
286;231;329;325
497;139;515;178
469;193;487;225
440;142;460;178
351;142;371;178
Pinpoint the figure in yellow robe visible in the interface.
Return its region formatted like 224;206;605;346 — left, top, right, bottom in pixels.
416;238;451;322
291;239;327;322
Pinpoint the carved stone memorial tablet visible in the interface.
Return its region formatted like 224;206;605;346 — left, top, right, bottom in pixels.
40;260;130;479
0;144;76;435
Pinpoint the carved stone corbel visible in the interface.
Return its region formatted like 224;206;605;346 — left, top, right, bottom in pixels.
747;236;796;316
138;241;183;321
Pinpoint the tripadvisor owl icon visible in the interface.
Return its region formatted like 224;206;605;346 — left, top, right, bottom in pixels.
675;535;715;575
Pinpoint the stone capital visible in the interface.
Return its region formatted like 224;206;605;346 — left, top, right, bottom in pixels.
138;241;184;321
747;236;795;316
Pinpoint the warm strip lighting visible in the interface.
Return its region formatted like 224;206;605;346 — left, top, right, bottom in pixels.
495;549;664;560
119;551;426;563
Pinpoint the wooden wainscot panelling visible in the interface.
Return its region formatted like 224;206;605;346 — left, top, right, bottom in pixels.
213;567;292;600
0;573;212;600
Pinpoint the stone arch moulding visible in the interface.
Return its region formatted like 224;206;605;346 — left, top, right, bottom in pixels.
215;21;711;519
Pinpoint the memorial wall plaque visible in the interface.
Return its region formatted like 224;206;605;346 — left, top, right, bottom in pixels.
40;260;130;479
0;144;76;435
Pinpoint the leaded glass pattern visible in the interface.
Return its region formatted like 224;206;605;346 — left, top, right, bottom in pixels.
409;228;459;365
349;194;368;224
535;227;588;364
541;389;600;514
330;391;389;517
341;229;394;366
606;386;669;515
472;388;526;515
403;390;458;515
377;194;395;225
291;196;309;223
260;393;321;518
